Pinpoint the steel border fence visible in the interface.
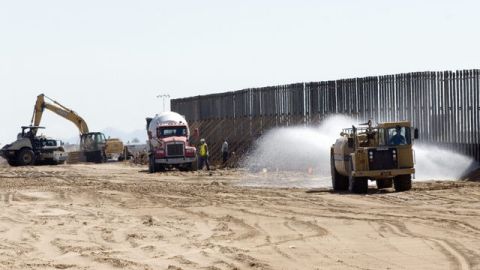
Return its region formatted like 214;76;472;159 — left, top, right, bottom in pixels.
172;69;480;164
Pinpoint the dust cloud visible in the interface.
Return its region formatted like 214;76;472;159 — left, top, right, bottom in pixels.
240;115;478;188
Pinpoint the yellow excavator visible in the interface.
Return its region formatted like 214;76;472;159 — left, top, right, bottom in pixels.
31;94;124;163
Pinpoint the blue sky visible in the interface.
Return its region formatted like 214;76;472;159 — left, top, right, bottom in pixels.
0;0;479;143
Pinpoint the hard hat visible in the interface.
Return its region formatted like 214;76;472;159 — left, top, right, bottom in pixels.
200;138;205;143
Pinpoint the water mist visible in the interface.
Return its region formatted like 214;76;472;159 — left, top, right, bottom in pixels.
240;115;479;188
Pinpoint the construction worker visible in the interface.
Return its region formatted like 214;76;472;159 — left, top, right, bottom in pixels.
389;126;406;145
198;138;210;170
221;138;229;166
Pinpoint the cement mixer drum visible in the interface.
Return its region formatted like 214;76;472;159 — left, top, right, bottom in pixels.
147;111;189;138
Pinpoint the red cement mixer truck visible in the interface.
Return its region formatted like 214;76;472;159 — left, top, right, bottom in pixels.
146;112;197;173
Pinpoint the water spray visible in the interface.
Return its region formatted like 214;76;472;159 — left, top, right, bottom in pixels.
240;115;479;188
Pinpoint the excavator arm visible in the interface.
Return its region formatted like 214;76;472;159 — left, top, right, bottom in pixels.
30;93;115;163
31;94;89;135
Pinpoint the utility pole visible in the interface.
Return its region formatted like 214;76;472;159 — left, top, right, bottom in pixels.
156;94;171;112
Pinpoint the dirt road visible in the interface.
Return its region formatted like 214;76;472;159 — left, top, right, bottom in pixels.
0;163;480;270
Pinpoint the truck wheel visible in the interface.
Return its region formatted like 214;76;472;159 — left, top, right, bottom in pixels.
148;155;156;173
156;164;166;172
394;175;412;192
349;176;368;194
16;149;35;166
7;158;18;167
377;179;393;189
331;154;348;191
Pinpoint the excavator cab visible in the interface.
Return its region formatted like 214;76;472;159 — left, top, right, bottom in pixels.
80;132;107;163
80;132;106;150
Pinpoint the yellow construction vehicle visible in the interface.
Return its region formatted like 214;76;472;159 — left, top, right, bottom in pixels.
331;120;419;193
31;94;122;163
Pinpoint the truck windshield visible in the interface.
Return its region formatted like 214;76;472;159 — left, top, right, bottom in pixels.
384;126;411;146
158;127;187;137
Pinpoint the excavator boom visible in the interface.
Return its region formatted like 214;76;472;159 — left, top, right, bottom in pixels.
29;93;111;163
32;94;89;135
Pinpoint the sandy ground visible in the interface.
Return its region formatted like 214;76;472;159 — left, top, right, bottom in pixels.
0;162;480;270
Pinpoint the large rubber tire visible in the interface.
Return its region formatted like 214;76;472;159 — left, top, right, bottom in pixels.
331;154;348;191
349;176;368;194
156;164;166;172
7;158;18;167
377;178;393;189
394;174;412;192
16;149;35;166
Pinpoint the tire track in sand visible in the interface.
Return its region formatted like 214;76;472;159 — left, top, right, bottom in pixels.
431;239;471;270
384;221;473;270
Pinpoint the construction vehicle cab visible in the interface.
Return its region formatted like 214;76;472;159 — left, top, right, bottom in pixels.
79;132;107;163
331;120;418;193
0;126;68;166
